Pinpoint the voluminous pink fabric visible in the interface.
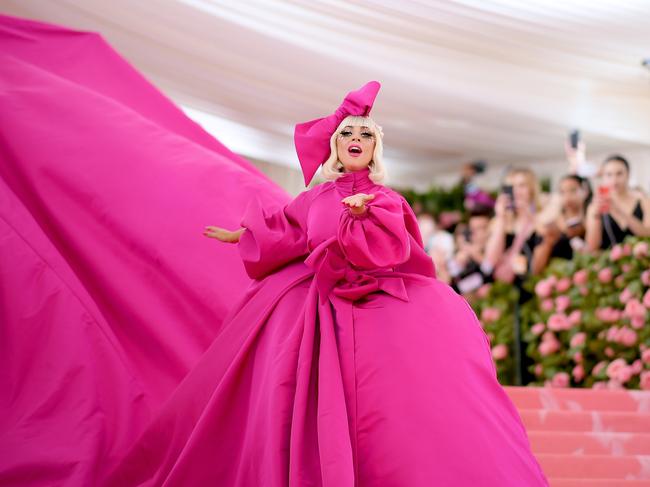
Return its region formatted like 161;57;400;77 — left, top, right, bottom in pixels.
106;169;549;486
1;13;549;487
0;13;287;486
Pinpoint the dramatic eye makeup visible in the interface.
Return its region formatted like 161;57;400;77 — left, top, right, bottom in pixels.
338;126;374;138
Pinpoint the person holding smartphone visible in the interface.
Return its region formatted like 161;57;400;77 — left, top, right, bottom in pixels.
483;168;542;284
585;155;650;251
531;175;590;274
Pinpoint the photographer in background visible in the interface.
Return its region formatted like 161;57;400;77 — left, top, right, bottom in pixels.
532;174;590;274
448;209;493;294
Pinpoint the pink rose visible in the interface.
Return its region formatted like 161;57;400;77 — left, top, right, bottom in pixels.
615;275;625;288
607;379;625;390
606;358;632;383
556;277;572;293
572;351;583;363
624;299;647;320
548;313;570;331
572;364;585;382
535;279;554;298
596;307;621;323
631;359;643;375
541;299;554;312
634;241;650;258
551;372;570;388
579;286;589;296
644;289;650;309
642;270;650;287
539;339;560;357
610;244;624;261
573;269;588;286
534;364;544;377
606;326;619;342
555;295;571;313
592;361;608;376
621;263;633;274
491;344;508;361
481;307;501;323
618;327;637;347
476;284;491;299
604;346;615;358
570;332;586;348
640;371;650;391
568;310;582;326
623;243;632;256
642;348;650;365
631;316;645;329
598;267;613;283
619;287;634;304
530;323;546;336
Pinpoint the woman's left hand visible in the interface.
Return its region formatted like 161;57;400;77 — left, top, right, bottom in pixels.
342;193;375;215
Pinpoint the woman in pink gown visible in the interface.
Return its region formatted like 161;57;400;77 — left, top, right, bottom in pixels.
106;81;549;486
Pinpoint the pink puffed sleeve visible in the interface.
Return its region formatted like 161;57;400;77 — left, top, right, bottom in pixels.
337;190;411;269
238;191;310;280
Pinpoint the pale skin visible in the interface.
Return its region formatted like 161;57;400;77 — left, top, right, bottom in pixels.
203;125;377;243
585;159;650;251
483;172;537;270
531;177;587;274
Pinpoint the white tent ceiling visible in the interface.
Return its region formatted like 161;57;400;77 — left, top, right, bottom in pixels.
3;0;650;188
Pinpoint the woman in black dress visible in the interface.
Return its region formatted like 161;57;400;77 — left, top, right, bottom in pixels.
585;155;650;251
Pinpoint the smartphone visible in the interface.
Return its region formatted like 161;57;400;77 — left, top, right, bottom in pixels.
501;184;514;210
463;227;472;243
569;129;580;149
597;185;610;214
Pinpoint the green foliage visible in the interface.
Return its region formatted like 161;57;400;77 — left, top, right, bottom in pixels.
471;236;650;389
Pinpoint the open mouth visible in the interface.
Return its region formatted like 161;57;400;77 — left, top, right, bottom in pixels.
348;144;362;156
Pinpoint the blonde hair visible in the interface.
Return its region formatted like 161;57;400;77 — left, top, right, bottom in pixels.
505;167;541;213
320;115;386;183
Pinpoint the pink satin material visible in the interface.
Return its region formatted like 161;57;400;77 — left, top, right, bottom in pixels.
106;170;549;486
0;13;287;485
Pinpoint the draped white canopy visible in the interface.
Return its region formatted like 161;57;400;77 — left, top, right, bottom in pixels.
4;0;650;188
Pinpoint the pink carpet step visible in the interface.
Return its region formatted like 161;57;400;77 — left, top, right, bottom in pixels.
527;431;650;455
549;480;650;487
519;409;650;433
537;454;650;480
505;386;650;413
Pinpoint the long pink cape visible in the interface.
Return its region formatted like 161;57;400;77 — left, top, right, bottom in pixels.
0;13;285;485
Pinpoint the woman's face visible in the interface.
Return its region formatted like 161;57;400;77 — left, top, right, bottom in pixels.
601;160;629;193
511;173;532;210
559;178;585;210
336;125;376;172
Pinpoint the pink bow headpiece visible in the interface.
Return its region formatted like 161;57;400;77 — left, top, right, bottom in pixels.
294;81;381;186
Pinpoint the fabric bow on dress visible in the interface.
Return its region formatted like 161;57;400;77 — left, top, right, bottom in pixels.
305;236;409;303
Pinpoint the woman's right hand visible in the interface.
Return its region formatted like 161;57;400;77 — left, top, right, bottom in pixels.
588;191;609;218
203;226;244;243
